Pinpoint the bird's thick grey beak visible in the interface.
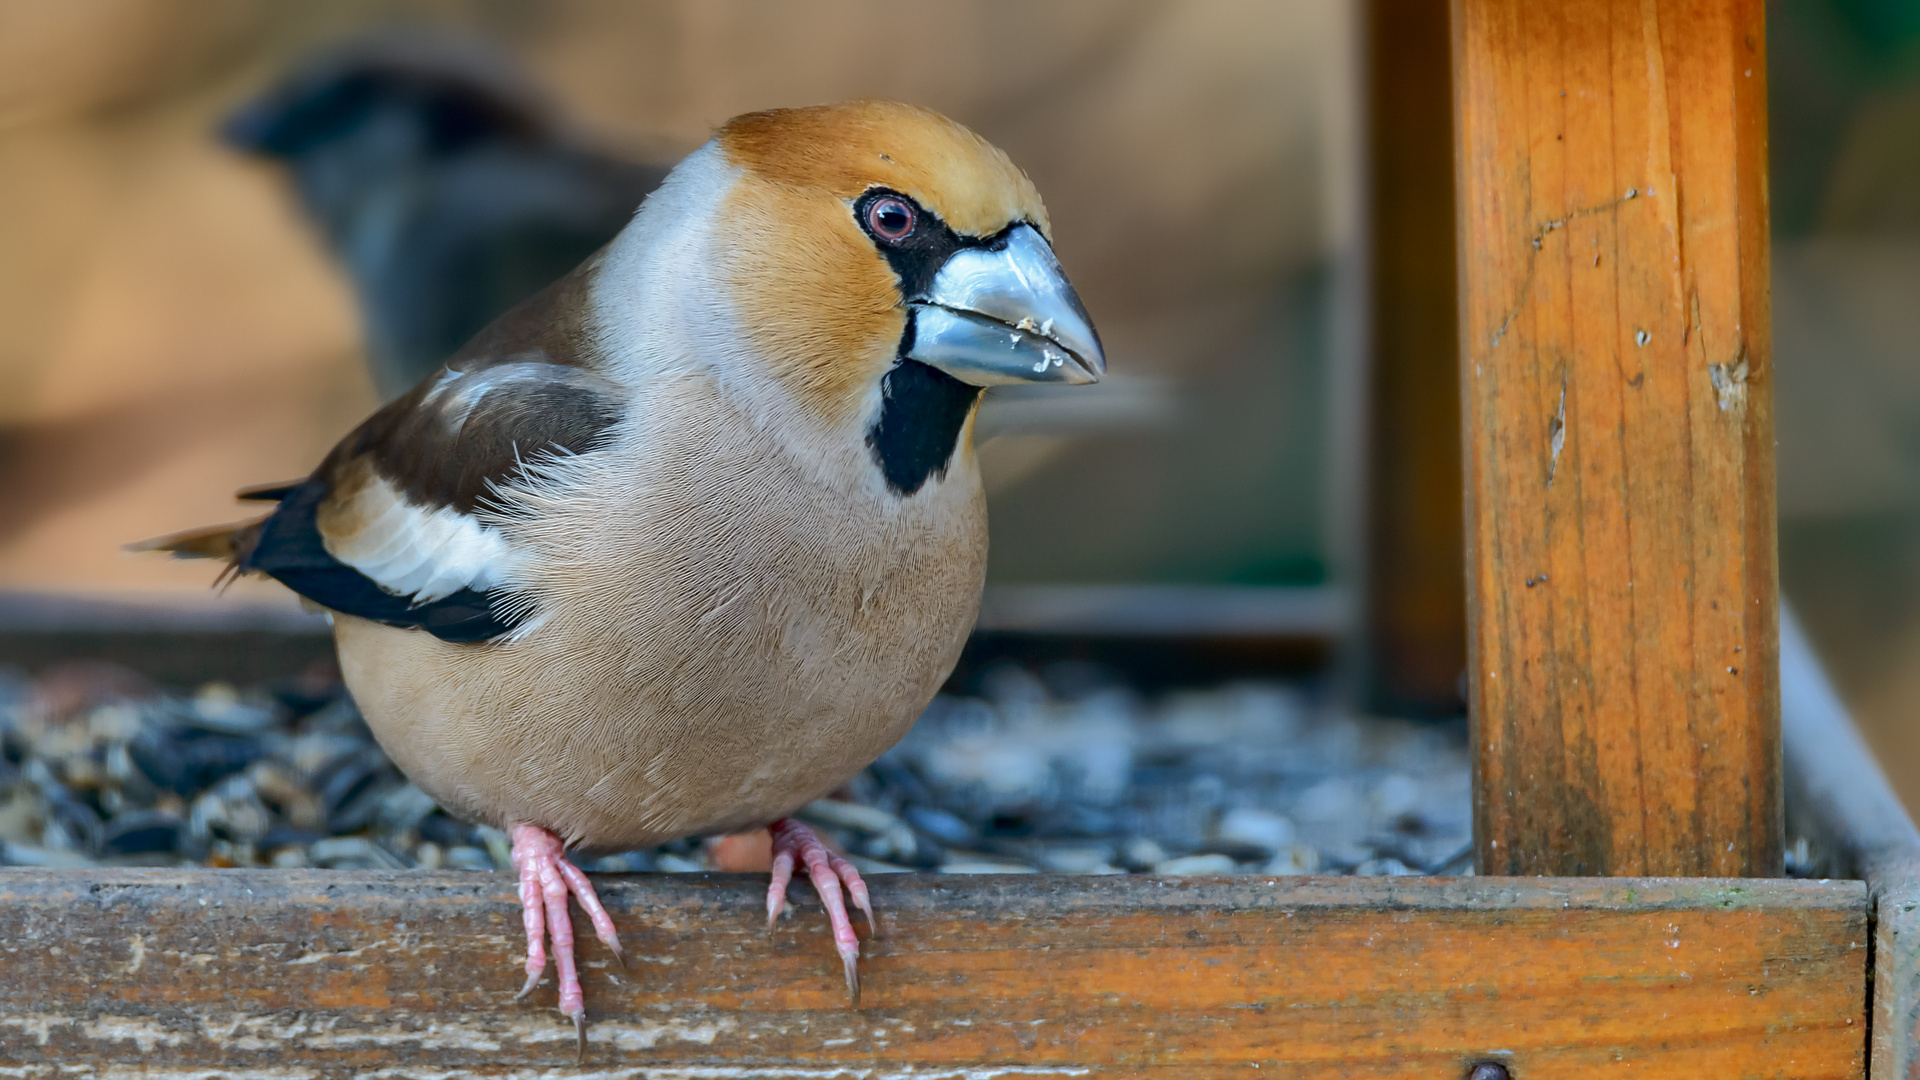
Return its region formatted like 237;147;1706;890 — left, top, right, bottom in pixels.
906;224;1105;386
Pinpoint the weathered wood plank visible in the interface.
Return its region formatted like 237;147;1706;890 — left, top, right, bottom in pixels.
1360;0;1469;719
1453;0;1783;875
0;870;1864;1076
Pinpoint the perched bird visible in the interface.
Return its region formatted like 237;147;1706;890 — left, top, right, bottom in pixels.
223;33;669;399
138;101;1104;1052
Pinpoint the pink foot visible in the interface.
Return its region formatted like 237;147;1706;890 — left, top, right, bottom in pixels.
509;823;625;1060
766;817;874;1007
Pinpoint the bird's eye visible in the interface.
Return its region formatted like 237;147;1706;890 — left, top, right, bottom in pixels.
866;196;916;242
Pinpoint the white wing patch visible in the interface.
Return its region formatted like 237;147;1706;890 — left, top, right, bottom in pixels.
321;471;513;604
427;361;526;432
425;360;620;433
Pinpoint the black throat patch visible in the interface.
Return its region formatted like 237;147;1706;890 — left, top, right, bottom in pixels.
866;358;982;497
852;189;1018;498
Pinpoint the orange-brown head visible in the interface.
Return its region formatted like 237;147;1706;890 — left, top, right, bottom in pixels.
719;100;1051;241
695;101;1102;495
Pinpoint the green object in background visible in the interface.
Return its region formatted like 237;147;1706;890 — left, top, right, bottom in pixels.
984;269;1331;588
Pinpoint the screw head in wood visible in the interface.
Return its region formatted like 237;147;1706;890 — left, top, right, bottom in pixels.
1468;1064;1511;1080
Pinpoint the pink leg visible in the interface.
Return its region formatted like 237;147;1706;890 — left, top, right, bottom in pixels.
766;817;874;1007
509;823;625;1060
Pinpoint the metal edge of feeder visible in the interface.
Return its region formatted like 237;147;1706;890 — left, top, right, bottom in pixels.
0;590;330;634
0;589;334;688
0;586;1349;690
972;584;1348;637
956;583;1348;691
1781;604;1920;1077
0;585;1348;638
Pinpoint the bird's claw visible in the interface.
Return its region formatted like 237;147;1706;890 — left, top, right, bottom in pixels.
572;1010;587;1063
853;889;877;936
767;817;873;1008
509;823;623;1058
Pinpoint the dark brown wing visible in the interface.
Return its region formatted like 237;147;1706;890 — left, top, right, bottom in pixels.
238;261;627;642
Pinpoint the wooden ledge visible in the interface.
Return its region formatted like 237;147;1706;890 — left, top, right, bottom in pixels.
0;869;1865;1076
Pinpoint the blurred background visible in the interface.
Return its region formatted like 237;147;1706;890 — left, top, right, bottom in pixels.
1772;0;1920;818
0;0;1350;599
0;1;1916;811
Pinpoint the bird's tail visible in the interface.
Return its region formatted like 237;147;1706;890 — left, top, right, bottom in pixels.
125;516;270;590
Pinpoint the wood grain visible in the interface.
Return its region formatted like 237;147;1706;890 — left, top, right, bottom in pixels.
1361;0;1469;719
1452;0;1783;875
0;869;1864;1076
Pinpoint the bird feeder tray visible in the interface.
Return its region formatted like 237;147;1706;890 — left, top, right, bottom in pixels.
5;0;1916;1075
0;597;1908;1077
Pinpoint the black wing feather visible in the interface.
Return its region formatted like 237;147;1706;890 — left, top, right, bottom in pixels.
243;480;514;643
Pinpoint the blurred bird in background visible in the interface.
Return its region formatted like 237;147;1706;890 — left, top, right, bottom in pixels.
223;32;669;399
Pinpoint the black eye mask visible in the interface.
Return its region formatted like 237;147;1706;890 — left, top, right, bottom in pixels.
852;190;1011;498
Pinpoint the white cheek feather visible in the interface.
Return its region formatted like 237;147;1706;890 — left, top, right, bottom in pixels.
591;143;893;500
593;142;739;390
323;473;514;605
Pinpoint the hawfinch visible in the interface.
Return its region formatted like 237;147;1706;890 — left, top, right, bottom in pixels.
140;100;1103;1051
224;32;669;399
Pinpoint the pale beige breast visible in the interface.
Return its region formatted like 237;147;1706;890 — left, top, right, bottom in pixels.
333;378;986;852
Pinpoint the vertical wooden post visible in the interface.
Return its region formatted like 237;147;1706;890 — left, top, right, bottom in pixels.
1361;0;1468;718
1452;0;1783;876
